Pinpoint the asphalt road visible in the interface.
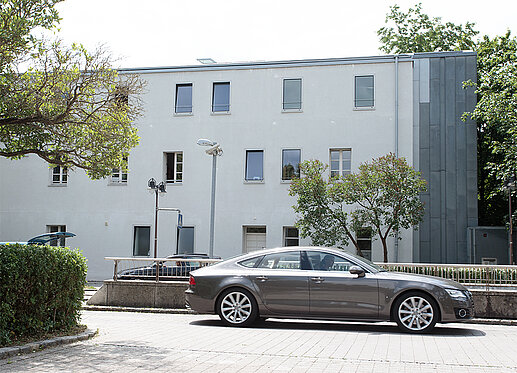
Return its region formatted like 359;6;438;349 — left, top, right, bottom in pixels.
2;310;517;372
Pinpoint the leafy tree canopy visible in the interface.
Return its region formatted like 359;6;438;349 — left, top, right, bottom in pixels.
289;154;427;262
377;3;479;54
0;0;144;179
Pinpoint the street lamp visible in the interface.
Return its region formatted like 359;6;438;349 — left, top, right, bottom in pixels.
148;178;166;258
197;139;223;258
505;176;516;265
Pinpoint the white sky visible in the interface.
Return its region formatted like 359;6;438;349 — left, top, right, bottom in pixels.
53;0;517;68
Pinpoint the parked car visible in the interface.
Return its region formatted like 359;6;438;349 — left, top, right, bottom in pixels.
0;232;76;245
185;247;474;333
117;253;219;280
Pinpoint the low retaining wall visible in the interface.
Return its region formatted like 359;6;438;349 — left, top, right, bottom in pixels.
87;280;517;319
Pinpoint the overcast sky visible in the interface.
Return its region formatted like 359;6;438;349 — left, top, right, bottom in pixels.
53;0;517;68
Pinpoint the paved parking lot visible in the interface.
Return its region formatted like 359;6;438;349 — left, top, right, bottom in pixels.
2;310;517;372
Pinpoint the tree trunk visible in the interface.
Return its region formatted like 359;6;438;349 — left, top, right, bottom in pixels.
380;236;388;262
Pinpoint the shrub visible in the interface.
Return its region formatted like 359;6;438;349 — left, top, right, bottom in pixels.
0;244;87;346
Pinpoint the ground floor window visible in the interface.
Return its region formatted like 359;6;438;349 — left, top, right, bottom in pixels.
283;227;299;247
243;226;266;253
133;226;151;256
177;226;195;254
47;225;66;246
356;227;372;260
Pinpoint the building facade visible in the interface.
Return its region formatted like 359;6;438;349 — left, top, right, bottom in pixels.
0;52;478;280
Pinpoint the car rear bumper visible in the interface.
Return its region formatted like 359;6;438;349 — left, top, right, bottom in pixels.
185;289;215;314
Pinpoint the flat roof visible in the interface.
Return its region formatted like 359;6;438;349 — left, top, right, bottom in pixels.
118;51;476;74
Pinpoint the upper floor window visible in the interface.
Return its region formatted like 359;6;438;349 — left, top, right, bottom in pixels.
165;152;183;183
282;149;301;180
51;165;68;185
175;83;192;113
354;75;374;108
245;150;263;181
111;157;128;184
212;82;230;112
330;149;351;177
283;78;302;110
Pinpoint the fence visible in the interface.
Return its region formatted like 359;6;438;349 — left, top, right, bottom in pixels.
379;263;517;287
105;257;221;282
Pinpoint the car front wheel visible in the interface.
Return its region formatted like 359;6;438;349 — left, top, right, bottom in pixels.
217;288;258;327
394;292;438;333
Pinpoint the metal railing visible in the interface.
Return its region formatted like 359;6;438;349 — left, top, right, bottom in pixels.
378;263;517;287
105;257;222;282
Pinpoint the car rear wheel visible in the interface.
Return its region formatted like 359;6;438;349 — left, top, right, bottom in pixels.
217;288;258;327
394;292;438;333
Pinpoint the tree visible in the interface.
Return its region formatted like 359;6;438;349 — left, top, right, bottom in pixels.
377;3;478;54
0;0;144;179
289;154;427;262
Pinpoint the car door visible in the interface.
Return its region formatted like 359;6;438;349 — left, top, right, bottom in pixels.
248;250;310;315
305;251;379;319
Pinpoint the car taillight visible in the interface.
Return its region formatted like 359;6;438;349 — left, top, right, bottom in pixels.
189;275;196;286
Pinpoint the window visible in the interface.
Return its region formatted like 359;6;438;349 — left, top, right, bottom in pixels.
282;149;301;180
245;150;263;181
239;256;263;268
283;78;302;110
257;251;301;270
51;165;68;185
177;226;194;254
175;83;192;113
356;227;372;261
283;227;299;247
212;82;230;112
354;75;374;107
306;251;354;272
330;149;351;177
111;157;128;184
165;152;183;183
133;226;151;256
243;226;266;253
47;225;66;246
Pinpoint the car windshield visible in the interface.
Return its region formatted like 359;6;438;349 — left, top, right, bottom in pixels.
346;252;386;272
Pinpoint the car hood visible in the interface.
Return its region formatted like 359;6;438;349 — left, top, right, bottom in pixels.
377;271;468;290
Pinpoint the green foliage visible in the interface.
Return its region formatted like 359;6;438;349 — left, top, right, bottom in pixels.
377;3;478;54
0;0;144;179
289;154;427;261
0;244;87;346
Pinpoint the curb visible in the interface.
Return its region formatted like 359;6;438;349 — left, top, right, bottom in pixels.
0;329;98;360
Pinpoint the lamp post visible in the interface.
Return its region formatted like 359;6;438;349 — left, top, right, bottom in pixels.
148;178;166;258
197;139;223;258
505;176;516;265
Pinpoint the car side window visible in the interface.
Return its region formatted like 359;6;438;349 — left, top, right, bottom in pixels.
257;252;301;269
305;251;354;272
239;256;263;268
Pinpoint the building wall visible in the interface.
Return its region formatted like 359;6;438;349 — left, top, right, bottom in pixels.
0;53;475;280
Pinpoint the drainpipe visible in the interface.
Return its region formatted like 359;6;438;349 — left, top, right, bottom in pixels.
394;55;400;262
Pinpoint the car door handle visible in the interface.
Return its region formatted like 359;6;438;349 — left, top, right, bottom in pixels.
310;277;324;283
256;276;268;282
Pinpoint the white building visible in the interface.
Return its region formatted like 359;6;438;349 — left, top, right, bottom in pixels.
0;52;478;280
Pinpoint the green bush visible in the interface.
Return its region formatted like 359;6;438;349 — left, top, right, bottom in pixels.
0;244;87;346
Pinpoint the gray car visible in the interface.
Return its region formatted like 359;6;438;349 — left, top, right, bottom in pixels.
185;247;474;333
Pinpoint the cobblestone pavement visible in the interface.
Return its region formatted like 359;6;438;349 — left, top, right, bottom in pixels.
2;311;517;372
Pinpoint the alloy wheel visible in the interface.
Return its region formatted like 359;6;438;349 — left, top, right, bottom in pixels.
397;295;434;331
220;291;253;325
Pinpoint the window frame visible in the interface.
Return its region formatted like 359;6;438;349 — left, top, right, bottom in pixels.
49;165;68;186
283;226;300;247
164;151;183;184
282;78;302;112
244;149;264;183
281;148;301;182
212;81;231;114
47;225;66;247
133;225;151;257
353;74;375;110
329;148;352;178
174;83;193;115
109;156;128;185
176;226;195;254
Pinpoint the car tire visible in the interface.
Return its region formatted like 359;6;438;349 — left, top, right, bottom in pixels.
217;288;258;327
393;291;438;333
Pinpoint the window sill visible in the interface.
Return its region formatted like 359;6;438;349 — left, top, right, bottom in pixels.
173;112;193;117
244;179;264;184
48;183;68;187
282;109;303;113
166;182;183;186
108;182;128;186
281;179;294;184
211;111;231;116
353;106;375;111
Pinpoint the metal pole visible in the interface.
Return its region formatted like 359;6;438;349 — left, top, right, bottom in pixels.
154;188;158;258
209;153;217;258
510;191;514;265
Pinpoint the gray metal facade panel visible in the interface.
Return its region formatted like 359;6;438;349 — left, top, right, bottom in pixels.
419;104;430;149
430;217;442;262
429;79;441;126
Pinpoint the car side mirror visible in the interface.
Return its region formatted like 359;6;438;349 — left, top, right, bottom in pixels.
349;266;365;277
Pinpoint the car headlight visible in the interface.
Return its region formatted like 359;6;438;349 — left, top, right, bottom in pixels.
445;289;467;299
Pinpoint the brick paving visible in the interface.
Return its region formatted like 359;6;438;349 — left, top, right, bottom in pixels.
1;310;517;372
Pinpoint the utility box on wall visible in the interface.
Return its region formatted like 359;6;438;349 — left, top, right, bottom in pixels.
467;227;516;265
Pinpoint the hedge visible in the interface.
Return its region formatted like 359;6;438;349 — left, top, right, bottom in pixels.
0;244;87;346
